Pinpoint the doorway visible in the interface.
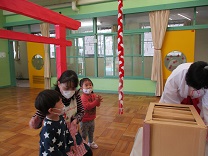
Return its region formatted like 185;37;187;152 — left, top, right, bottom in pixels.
12;41;45;88
12;41;30;88
27;42;44;88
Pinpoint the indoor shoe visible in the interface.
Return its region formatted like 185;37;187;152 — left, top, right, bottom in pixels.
88;141;98;149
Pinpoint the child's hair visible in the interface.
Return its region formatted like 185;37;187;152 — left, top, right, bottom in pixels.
79;78;93;87
54;70;79;92
186;61;208;90
35;89;62;115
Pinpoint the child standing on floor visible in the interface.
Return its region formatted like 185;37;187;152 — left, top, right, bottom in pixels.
79;78;103;149
29;70;93;156
34;89;76;156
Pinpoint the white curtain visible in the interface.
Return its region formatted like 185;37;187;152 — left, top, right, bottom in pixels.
40;23;51;89
14;41;20;61
149;10;170;96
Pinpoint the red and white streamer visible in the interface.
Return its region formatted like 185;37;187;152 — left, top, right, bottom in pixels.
118;0;124;114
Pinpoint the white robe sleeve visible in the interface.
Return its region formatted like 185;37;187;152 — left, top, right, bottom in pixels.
159;78;181;104
201;90;208;126
159;63;191;104
201;90;208;156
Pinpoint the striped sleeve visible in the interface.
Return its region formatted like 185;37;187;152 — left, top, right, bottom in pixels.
29;110;46;129
35;110;46;119
75;94;85;123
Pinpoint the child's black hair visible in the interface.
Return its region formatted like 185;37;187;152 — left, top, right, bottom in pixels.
35;89;62;115
79;78;93;87
186;61;208;90
54;70;79;92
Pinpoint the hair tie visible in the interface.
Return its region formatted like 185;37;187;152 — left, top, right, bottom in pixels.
204;66;208;70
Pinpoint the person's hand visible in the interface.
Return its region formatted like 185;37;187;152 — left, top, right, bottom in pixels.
72;118;78;126
29;115;42;129
96;95;103;106
69;119;78;136
71;146;77;155
67;146;77;156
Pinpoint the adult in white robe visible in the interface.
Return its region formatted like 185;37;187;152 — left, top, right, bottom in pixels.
130;61;208;156
160;61;208;156
160;62;208;127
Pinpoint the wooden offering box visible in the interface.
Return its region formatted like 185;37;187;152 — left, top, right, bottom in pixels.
143;103;207;156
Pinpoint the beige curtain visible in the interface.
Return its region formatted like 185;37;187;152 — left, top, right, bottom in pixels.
111;25;118;32
149;10;170;96
40;23;51;89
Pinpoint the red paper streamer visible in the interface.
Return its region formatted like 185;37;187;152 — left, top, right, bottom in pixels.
118;0;124;114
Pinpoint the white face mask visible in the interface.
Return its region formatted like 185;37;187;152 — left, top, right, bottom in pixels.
83;88;93;94
189;87;203;99
53;106;65;116
62;90;75;99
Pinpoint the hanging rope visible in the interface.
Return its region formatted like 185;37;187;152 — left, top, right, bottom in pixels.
118;0;124;114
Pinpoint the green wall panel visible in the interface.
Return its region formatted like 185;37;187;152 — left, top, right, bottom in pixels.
0;10;11;87
51;77;156;95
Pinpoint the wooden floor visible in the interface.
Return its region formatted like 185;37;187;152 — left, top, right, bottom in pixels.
0;87;160;156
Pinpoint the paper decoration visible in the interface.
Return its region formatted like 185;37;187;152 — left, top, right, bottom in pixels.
118;0;124;114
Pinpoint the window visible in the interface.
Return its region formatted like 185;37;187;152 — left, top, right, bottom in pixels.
66;37;85;76
85;36;95;56
196;6;208;25
168;8;194;27
125;12;150;30
67;16;154;78
49;34;55;58
97;16;117;33
144;31;154;56
72;19;94;34
104;35;118;76
123;34;143;77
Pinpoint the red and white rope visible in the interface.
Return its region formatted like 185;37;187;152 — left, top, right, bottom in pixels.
118;0;124;114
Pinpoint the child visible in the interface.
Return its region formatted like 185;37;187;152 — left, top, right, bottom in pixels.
79;78;103;149
29;70;93;156
34;89;75;156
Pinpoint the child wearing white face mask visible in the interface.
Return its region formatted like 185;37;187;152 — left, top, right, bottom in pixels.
34;89;76;155
29;70;93;156
79;78;103;149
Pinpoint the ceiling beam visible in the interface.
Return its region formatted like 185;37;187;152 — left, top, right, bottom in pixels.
0;29;72;46
0;0;81;30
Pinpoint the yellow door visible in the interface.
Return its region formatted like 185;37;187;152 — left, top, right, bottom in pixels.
27;42;44;88
162;30;195;85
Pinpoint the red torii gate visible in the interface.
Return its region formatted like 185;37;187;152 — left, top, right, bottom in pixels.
0;0;81;78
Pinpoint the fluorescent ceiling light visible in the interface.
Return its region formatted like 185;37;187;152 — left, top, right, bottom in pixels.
178;13;191;21
169;18;173;20
81;21;101;27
